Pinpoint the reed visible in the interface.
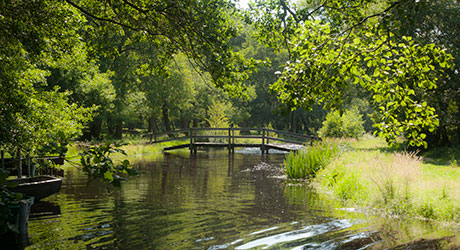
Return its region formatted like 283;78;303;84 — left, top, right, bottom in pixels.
284;141;342;179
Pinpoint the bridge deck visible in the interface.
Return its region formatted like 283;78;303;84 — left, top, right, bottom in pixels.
163;142;302;152
150;127;318;154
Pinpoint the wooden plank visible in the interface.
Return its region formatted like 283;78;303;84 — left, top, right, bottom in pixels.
232;135;263;139
265;136;304;145
161;141;304;152
193;142;262;148
193;127;229;131
194;135;229;139
152;127;313;153
149;128;319;143
266;129;310;139
232;127;263;132
232;144;262;147
266;144;297;152
163;144;190;151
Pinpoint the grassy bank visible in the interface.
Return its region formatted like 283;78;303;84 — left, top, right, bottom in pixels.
308;135;460;223
65;138;189;165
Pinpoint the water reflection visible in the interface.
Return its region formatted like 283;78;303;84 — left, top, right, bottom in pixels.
26;150;460;249
29;201;61;219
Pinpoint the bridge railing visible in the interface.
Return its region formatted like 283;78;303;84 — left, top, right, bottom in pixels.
147;127;320;146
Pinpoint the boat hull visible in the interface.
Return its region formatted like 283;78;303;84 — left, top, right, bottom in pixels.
8;176;62;200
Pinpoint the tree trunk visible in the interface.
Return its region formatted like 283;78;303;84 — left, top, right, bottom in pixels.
193;119;198;128
162;104;172;136
439;125;450;146
148;116;159;134
290;112;295;132
89;116;103;140
114;121;123;139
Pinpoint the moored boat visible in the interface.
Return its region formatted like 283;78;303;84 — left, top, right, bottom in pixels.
8;175;62;200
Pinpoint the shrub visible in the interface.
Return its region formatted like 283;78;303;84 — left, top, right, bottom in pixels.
319;109;365;139
284;142;342;179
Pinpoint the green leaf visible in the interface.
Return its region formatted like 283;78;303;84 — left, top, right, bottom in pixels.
14;193;23;200
104;171;114;182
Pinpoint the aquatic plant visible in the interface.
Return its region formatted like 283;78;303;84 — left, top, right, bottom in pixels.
284;142;342;180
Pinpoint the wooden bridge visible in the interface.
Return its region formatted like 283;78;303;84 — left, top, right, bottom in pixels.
148;128;320;154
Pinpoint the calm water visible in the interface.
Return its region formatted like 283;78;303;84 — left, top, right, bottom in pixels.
27;149;459;249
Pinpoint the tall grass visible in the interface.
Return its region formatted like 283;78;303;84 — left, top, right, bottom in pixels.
284;142;342;179
314;136;460;223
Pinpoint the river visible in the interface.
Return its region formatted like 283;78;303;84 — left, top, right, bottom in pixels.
27;149;459;249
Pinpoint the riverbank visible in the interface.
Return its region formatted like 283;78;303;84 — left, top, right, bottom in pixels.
66;139;186;160
312;135;460;224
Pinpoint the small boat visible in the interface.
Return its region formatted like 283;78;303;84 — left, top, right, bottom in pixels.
8;175;62;200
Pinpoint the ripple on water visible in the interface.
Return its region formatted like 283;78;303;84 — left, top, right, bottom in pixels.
233;219;354;249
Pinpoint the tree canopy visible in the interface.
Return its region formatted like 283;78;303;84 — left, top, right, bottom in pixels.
0;0;255;152
1;0;459;154
245;0;454;147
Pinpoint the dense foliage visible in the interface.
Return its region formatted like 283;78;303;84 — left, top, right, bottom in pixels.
0;0;95;154
245;0;454;147
319;109;365;139
2;0;460;154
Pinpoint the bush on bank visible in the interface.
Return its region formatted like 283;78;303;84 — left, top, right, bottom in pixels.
318;109;365;139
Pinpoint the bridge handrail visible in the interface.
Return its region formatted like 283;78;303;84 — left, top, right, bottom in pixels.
148;127;320;145
265;129;310;138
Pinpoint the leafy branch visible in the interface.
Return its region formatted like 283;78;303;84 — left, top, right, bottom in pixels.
79;142;138;189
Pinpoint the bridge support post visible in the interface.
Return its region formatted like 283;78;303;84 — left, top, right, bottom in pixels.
27;153;31;177
232;128;235;153
189;128;192;154
190;128;197;154
193;129;197;154
17;149;22;178
261;128;265;155
228;127;231;154
265;129;269;154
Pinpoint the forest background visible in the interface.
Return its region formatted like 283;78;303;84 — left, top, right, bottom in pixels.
1;0;459;157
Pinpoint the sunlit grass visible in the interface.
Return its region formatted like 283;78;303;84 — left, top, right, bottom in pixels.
65;138;188;166
314;135;460;223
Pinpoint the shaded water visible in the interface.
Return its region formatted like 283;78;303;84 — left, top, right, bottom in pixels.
27;150;459;249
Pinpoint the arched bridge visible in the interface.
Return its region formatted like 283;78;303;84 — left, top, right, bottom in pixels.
148;128;320;154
